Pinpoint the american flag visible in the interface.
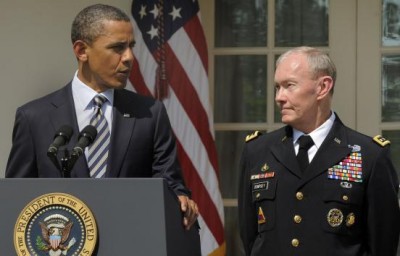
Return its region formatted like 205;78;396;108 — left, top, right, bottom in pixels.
129;0;225;255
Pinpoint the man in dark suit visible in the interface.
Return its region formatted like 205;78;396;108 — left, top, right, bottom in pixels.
239;46;400;255
6;4;198;230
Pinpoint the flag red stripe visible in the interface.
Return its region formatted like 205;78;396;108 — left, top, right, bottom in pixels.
184;16;208;72
130;59;152;97
176;141;224;245
164;44;219;175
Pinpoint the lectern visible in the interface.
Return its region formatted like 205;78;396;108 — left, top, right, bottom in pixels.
0;178;201;255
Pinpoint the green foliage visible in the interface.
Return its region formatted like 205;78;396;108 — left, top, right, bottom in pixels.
36;236;47;251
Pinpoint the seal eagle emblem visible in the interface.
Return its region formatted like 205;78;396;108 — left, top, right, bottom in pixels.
13;193;97;256
38;214;75;255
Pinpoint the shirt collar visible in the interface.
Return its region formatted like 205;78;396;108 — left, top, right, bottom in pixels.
71;71;114;110
293;111;336;149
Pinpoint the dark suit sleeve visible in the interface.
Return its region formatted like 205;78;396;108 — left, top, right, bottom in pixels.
151;101;190;196
6;108;39;177
238;143;258;256
366;145;400;255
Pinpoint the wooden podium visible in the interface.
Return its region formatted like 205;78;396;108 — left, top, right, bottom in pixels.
0;178;201;255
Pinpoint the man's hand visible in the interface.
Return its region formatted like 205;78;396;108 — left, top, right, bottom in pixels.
178;195;199;230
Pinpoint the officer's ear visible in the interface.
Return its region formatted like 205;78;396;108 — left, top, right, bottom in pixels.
316;76;333;100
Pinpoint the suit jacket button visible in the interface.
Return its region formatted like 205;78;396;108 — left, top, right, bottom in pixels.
291;238;300;247
296;191;304;200
294;215;302;224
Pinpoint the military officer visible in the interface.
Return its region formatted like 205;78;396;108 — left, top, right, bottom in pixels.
238;46;400;256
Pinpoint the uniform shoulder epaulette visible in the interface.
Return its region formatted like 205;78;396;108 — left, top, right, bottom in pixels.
373;135;390;147
245;131;262;142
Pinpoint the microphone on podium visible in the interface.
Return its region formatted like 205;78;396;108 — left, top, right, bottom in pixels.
67;125;97;174
47;125;73;154
72;125;97;157
47;125;73;170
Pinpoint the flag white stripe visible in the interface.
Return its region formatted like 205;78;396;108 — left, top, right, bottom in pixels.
197;215;219;255
168;29;214;131
126;80;135;92
164;91;224;221
132;18;156;93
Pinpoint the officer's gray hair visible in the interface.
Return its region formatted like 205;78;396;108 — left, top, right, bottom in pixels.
276;46;337;86
71;4;130;45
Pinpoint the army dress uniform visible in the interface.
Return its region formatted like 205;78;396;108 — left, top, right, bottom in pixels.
238;116;400;256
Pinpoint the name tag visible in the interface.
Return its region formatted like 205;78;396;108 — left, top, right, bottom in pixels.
253;181;269;191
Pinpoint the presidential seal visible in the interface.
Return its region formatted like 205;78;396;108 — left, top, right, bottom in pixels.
14;193;97;256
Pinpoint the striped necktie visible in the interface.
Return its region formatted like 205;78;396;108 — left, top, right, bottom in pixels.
88;94;110;178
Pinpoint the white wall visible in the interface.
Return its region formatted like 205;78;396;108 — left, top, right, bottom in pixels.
0;0;132;177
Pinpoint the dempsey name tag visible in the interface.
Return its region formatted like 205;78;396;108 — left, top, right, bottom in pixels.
253;181;269;191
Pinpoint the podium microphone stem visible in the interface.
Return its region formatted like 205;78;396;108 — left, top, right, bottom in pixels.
61;149;71;178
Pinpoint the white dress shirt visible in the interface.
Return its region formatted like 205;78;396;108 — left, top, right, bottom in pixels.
293;112;336;162
71;71;114;160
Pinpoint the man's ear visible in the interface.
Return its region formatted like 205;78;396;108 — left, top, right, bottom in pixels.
73;40;89;62
317;76;334;100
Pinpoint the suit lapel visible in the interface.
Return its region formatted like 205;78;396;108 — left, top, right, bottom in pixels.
48;84;90;177
271;117;352;184
271;127;303;178
107;90;136;177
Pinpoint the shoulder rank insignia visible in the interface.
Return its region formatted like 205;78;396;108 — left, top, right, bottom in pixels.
246;131;261;142
373;135;390;147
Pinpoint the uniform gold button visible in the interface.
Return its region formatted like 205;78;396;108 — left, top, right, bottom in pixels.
296;192;304;200
256;193;261;199
342;195;349;201
346;212;355;227
291;238;300;247
294;215;302;223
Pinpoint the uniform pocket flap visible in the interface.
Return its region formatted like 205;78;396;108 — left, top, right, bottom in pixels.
323;180;364;205
251;179;277;202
